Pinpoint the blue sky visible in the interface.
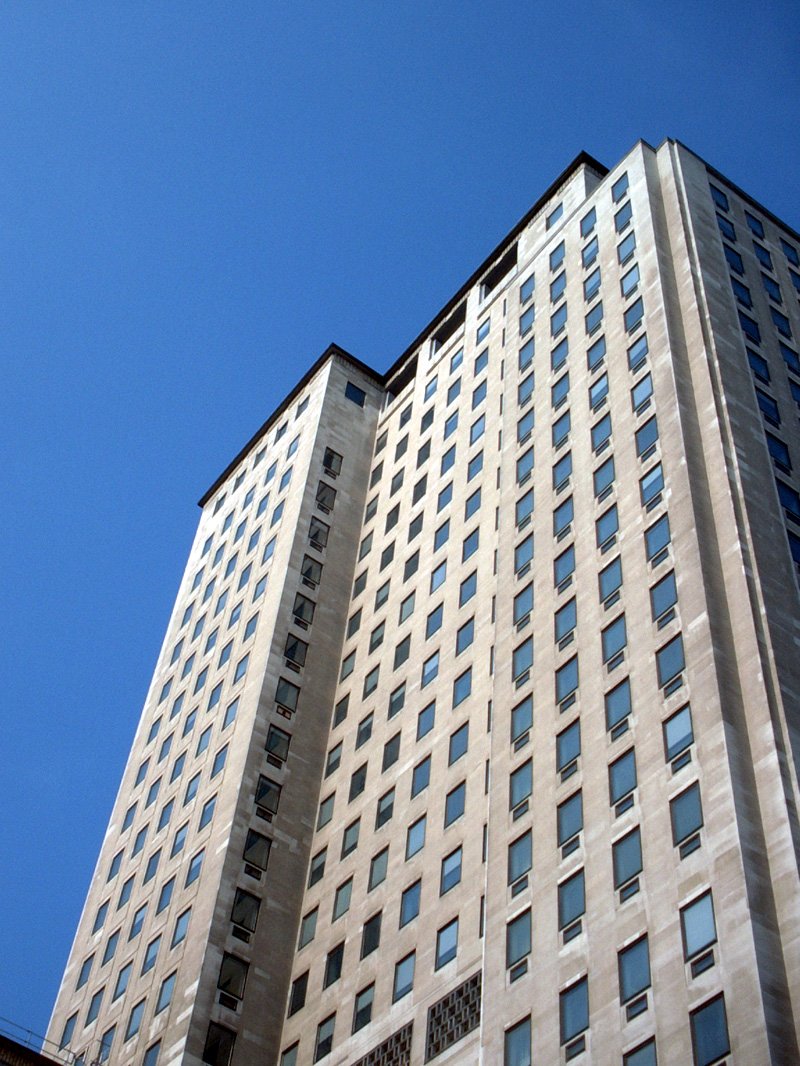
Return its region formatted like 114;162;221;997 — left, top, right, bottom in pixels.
1;0;798;1041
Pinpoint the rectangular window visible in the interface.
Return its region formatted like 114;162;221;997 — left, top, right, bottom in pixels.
436;918;459;968
506;909;531;970
671;781;703;848
690;994;730;1066
444;782;466;825
681;890;717;962
664;704;694;763
619;935;651;1008
557;791;582;849
406;816;426;858
393;951;416;1001
560;976;589;1048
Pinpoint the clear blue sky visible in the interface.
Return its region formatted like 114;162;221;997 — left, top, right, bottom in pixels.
1;0;798;1041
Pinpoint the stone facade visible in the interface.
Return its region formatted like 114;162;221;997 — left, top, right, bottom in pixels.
48;140;800;1066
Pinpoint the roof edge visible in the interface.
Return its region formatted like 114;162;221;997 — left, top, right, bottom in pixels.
197;343;380;507
379;149;608;385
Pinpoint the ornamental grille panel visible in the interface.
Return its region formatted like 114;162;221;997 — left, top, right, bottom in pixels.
424;970;482;1061
352;1022;413;1066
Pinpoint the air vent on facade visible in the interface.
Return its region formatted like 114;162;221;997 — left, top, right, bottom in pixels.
352;1021;414;1066
424;970;482;1061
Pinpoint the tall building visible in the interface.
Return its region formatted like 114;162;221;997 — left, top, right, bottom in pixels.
47;138;800;1066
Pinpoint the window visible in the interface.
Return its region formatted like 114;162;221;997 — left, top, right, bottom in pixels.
436;917;459;968
453;667;472;706
332;878;353;920
456;618;474;653
504;1017;531;1066
255;775;281;815
557;719;580;777
460;570;477;605
602;613;627;663
475;348;489;374
547;202;563;228
288;972;308;1016
556;656;579;704
463;528;480;560
510;759;532;812
422;650;440;687
553;408;571;446
445;781;466;825
406;815;426;858
664;703;694;762
619;935;651;1009
657;633;685;688
297;908;318;950
645;513;671;562
143;1042;161;1066
585;299;603;334
324;942;345;987
399;880;421;927
554;544;575;587
514;583;533;626
589;364;608;405
412;756;431;798
449;723;469;763
591;411;612;452
558;868;585;934
399;592;415;623
516;489;534;527
389;682;406;718
440;846;462;894
766;431;791;470
584;267;601;301
430;561;447;593
551;336;568;371
558;791;582;850
560;976;589;1048
368;847;389;892
218;953;249;1002
465;486;482;518
513;636;533;681
781;237;800;266
551;302;568;336
113;961;132;1001
520;274;535;304
308;848;327;888
551;270;567;303
203;1024;236;1066
441;445;456;474
690;995;730;1066
618;229;637;265
610;748;637;811
554;496;573;537
508;830;532;886
341;818;360;858
671;781;703;847
511;695;532;744
345;381;366;406
640;462;664;505
393;951;416;1001
349;764;367;802
243;828;270;872
467;449;484;480
594;455;615;498
98;1026;115;1063
353;984;374;1033
682;889;717;965
506;909;531;970
185;850;203;886
554;598;577;645
383;732;401;771
314;1014;335;1061
129;903;147;940
602;676;631;735
417;700;435;739
550;241;565;271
